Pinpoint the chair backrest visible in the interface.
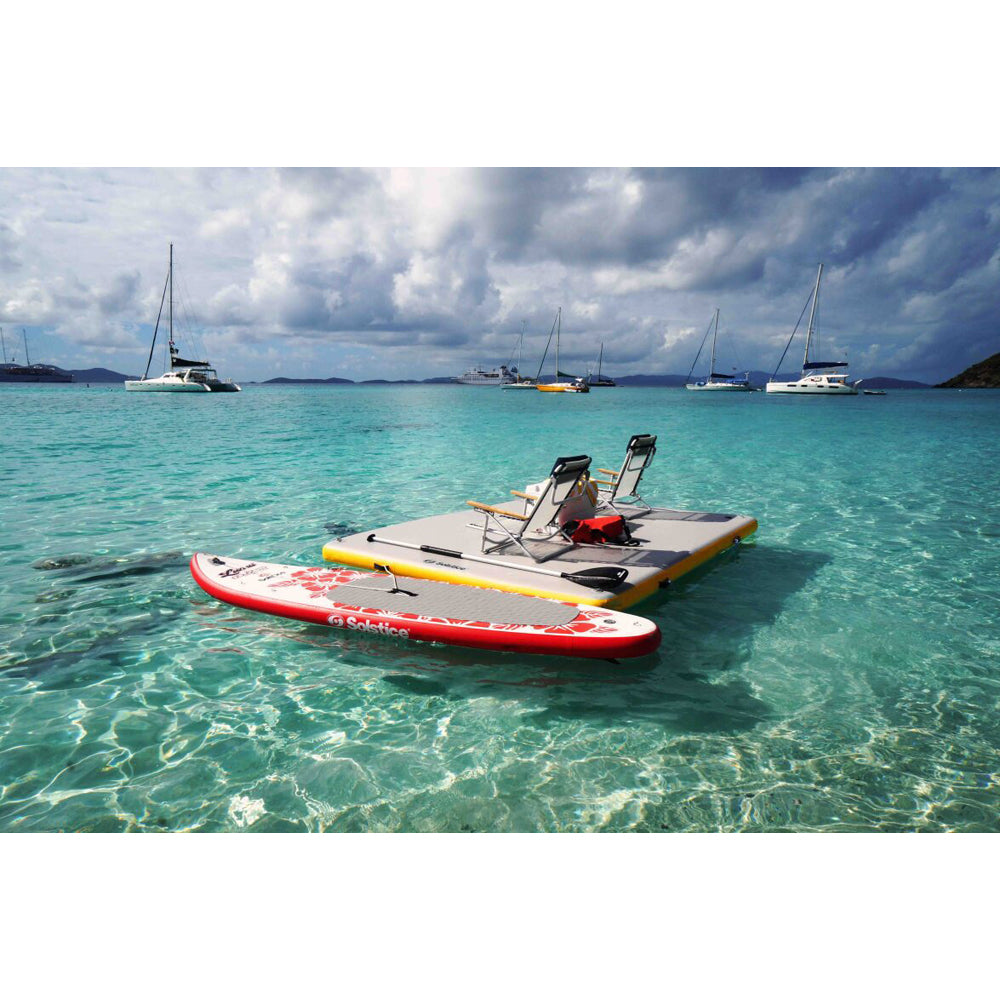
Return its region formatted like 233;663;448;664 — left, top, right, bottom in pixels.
610;434;656;500
521;454;592;534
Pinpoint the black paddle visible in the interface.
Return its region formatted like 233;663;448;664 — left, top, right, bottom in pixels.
365;534;627;592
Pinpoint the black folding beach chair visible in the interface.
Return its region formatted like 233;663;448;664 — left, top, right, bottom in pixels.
592;434;657;516
467;454;592;562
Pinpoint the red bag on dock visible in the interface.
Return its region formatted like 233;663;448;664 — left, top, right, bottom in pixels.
565;515;632;545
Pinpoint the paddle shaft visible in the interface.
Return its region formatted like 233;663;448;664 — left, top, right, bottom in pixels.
365;533;626;591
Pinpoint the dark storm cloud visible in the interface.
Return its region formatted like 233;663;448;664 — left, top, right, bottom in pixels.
96;270;142;315
279;253;397;332
476;167;590;259
479;168;831;274
480;168;959;298
804;169;949;267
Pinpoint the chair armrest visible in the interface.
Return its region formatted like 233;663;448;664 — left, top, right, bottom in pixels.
510;490;536;501
597;468;619;477
591;478;616;486
466;500;530;521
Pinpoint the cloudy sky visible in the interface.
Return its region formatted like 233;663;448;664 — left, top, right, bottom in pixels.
1;167;997;384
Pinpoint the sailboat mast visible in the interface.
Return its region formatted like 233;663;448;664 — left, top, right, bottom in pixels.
23;329;31;366
555;307;560;379
144;264;171;380
1;327;6;364
535;310;557;381
168;243;174;360
598;342;603;379
803;263;823;368
710;308;719;376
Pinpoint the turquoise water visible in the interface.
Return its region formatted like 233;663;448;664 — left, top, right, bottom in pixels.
1;383;998;832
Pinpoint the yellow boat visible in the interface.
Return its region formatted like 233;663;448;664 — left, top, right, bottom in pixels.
532;307;590;392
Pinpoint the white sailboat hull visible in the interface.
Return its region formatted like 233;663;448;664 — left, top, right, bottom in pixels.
686;381;752;391
765;379;857;395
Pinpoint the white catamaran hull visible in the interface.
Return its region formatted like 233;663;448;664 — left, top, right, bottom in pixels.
765;379;857;395
125;376;210;392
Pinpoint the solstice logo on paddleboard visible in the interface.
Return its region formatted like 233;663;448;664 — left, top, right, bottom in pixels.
328;614;409;638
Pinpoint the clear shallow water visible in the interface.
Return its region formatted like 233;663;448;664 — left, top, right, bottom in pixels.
1;383;998;832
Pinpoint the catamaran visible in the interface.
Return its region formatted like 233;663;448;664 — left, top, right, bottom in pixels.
766;263;858;396
685;309;751;391
125;244;241;393
535;308;589;393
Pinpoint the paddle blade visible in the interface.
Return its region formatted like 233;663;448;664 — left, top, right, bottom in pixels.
563;566;629;590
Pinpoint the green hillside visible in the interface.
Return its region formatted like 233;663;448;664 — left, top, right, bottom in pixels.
936;352;1000;388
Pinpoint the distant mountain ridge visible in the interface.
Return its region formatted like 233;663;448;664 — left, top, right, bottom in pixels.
614;373;688;386
61;369;938;388
68;367;139;382
858;377;930;389
257;376;446;385
262;376;353;385
936;352;1000;388
615;371;931;388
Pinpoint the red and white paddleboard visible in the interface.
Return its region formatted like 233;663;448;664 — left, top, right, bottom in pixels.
191;553;660;659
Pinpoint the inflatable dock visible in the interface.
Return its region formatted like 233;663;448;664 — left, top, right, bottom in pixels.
322;436;755;611
322;504;756;611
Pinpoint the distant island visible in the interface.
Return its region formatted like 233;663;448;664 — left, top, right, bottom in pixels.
616;371;931;388
257;376;453;385
262;376;354;385
68;367;139;382
38;368;940;388
858;376;931;389
936;352;1000;388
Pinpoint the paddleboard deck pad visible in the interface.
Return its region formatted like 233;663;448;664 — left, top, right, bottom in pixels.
191;553;660;658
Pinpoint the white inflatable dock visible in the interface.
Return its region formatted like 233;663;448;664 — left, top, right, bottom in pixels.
322;503;757;610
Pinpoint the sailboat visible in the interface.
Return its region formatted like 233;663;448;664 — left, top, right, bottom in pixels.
685;309;751;391
0;327;75;383
586;343;616;387
125;244;241;393
535;308;589;393
502;320;538;389
766;263;857;395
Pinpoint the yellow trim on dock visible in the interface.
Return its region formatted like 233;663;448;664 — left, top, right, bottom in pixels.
321;542;607;605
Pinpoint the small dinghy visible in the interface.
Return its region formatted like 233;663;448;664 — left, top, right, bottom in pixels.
190;553;661;659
